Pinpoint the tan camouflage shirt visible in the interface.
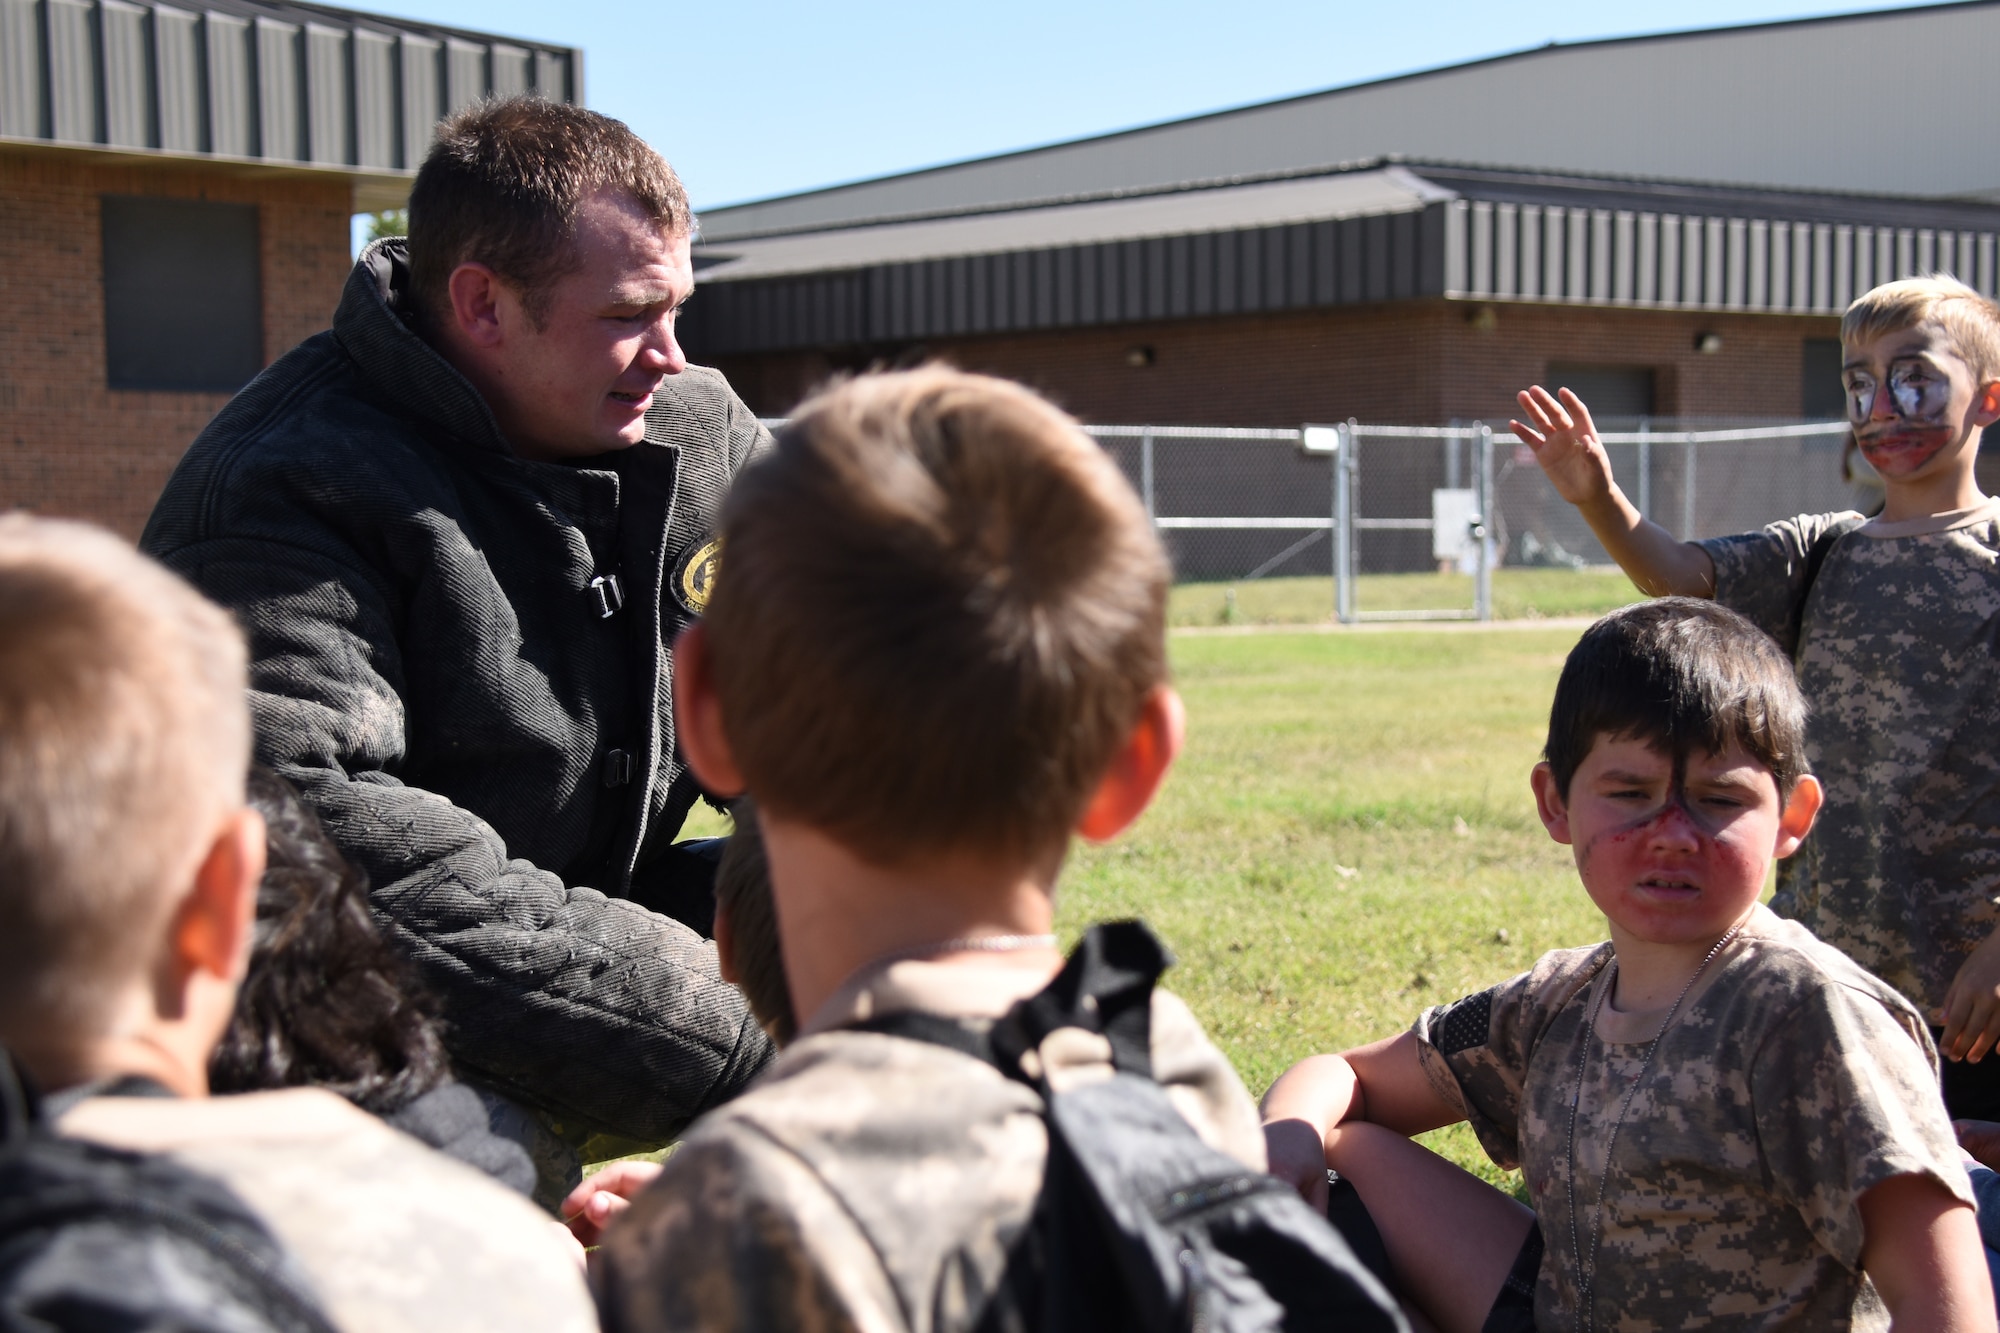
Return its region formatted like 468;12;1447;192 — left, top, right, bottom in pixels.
60;1086;596;1333
1414;906;1970;1332
1701;500;2000;1011
592;954;1268;1333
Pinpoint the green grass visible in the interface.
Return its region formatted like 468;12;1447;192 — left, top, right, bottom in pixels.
670;626;1611;1194
1168;568;1642;627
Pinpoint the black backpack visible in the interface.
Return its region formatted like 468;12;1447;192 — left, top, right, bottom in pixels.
851;921;1407;1333
0;1054;339;1333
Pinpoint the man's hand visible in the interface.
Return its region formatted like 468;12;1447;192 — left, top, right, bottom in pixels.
1510;386;1616;508
561;1160;665;1249
1938;925;2000;1063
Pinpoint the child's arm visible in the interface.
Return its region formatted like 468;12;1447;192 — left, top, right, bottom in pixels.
1858;1172;1996;1332
1261;1032;1465;1202
1509;385;1716;597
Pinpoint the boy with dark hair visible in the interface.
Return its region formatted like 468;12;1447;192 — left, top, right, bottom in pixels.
587;368;1277;1331
1263;600;1990;1331
0;515;594;1333
1511;276;2000;1117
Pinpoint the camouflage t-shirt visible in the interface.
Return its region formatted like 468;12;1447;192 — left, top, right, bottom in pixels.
1414;906;1969;1332
1699;500;2000;1011
592;955;1268;1333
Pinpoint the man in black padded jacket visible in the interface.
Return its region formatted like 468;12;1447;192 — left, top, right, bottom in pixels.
141;97;773;1185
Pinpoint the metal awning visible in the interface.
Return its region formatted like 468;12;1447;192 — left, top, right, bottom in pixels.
0;0;581;210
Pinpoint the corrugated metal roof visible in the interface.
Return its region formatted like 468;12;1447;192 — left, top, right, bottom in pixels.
692;166;1452;283
697;2;2000;243
0;0;579;209
680;164;2000;359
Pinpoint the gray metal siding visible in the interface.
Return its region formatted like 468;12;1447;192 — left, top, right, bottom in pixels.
1442;199;2000;312
0;0;578;178
697;4;2000;242
684;205;1441;356
0;0;46;138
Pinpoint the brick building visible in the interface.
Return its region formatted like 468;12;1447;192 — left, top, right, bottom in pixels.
0;0;579;535
683;3;2000;431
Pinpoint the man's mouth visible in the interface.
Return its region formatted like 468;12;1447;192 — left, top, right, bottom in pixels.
608;387;657;411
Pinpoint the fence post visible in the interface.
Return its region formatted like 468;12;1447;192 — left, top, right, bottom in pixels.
1140;428;1156;523
1681;434;1697;540
1636;417;1651;520
1335;422;1355;624
1476;424;1494;622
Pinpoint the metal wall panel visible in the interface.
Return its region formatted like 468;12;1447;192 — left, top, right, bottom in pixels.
443;37;483;113
1;0;578;180
154;4;200;151
0;0;45;138
47;0;100;144
205;10;252;155
533;47;563;99
304;22;348;165
352;26;394;167
398;32;439;166
99;0;150;147
1440;199;2000;312
253;16;299;160
490;41;526;98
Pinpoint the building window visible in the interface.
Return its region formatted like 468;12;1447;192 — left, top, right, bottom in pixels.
1544;364;1656;422
101;197;262;392
1802;338;1844;419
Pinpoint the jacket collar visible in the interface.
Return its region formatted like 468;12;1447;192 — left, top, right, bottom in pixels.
333;238;514;456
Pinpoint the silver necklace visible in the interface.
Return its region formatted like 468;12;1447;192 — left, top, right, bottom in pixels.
868;932;1057;969
1565;922;1743;1333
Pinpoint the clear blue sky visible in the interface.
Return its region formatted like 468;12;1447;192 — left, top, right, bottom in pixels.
358;0;1940;213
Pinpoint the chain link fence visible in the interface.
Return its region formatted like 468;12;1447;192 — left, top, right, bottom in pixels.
768;416;1865;621
1086;419;1860;622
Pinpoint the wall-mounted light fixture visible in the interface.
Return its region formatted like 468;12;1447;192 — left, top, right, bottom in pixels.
1467;306;1499;332
1695;332;1724;354
1125;345;1156;368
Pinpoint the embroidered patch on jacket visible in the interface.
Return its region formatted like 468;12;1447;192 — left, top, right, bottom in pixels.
672;537;721;616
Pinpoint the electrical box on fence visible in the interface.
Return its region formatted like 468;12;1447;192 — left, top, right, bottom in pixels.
1432;488;1480;569
1301;425;1341;454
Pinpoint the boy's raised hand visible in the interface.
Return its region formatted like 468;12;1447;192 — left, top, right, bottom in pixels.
1510;386;1615;507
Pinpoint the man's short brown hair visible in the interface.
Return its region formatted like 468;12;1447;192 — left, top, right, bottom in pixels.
1843;274;2000;383
0;517;251;1046
704;368;1170;865
406;96;690;325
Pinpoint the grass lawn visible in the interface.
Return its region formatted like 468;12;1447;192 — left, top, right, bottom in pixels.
1169;567;1642;627
675;623;1614;1194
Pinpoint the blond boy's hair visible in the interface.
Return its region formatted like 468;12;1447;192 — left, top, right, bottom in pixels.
1843;274;2000;382
704;367;1170;866
0;516;251;1046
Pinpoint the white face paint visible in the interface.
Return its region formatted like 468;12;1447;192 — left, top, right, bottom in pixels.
1888;361;1952;421
1844;370;1877;426
1844;360;1954;425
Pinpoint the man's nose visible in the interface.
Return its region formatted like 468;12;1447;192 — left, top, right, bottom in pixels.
637;312;687;376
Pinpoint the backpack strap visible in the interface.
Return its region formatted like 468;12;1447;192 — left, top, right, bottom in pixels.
843;920;1175;1086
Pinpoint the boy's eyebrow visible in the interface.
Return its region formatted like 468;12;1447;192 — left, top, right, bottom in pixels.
1593;766;1666;784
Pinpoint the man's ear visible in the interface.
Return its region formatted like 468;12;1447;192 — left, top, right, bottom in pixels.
672;621;746;798
1530;761;1573;846
445;262;512;350
1076;685;1185;843
1774;774;1823;860
171;807;266;987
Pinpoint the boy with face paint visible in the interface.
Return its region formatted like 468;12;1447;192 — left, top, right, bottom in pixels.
1511;275;2000;1123
1262;600;1989;1333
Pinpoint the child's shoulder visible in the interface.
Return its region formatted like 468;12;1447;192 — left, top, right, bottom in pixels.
1712;908;1933;1061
